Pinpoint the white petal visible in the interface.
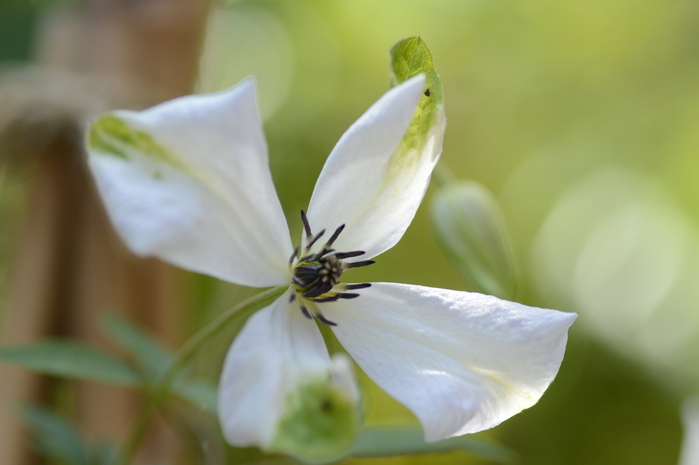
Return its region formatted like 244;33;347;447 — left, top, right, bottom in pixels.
322;283;576;441
218;292;332;447
306;75;445;259
328;352;361;405
87;79;292;287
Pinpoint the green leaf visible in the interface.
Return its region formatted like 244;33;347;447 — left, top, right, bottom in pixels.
100;314;173;381
22;405;88;465
100;314;218;414
350;426;516;463
389;36;444;150
0;340;141;386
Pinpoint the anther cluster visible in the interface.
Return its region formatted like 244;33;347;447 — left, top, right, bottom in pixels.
289;211;374;326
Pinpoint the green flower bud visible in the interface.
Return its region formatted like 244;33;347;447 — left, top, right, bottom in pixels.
270;354;361;464
431;180;519;300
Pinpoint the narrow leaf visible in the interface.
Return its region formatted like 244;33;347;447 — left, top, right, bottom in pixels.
350;426;516;463
101;314;225;414
0;341;141;386
22;405;88;465
101;314;225;415
100;313;173;381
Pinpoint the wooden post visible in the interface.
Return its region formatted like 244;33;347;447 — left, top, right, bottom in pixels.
0;0;211;463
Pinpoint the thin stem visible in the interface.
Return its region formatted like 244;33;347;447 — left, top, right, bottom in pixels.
115;285;288;465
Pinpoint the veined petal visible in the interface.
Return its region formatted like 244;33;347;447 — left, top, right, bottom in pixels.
306;74;445;259
86;79;292;287
322;283;576;441
218;293;360;460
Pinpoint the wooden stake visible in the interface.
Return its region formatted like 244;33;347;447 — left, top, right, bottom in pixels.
0;0;211;463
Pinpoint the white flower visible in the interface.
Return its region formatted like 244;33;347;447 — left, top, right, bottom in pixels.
86;75;576;453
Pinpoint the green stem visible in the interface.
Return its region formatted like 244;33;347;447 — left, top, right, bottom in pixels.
115;285;288;465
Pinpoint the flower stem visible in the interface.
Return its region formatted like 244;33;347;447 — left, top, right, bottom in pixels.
115;285;289;465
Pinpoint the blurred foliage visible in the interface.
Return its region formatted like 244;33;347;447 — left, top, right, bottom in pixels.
21;404;117;465
4;0;699;463
0;1;35;63
350;426;515;463
499;332;683;464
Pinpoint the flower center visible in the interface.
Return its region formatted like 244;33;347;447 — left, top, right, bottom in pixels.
288;211;374;326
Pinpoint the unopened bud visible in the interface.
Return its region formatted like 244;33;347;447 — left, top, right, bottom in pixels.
270;354;361;463
431;181;519;300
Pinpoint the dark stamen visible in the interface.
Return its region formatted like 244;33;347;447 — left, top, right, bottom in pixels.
326;224;346;247
315;292;359;303
345;260;376;269
300;210;312;237
303;280;334;299
300;276;322;291
291;215;370;310
316;313;337;326
293;275;311;287
315;248;335;259
300;306;312;320
289;246;299;264
298;249;334;263
297;253;316;263
334;250;365;259
294;266;323;277
305;229;326;251
346;283;372;290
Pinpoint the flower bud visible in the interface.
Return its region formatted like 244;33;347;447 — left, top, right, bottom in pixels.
680;396;699;465
270;354;361;464
431;181;519;300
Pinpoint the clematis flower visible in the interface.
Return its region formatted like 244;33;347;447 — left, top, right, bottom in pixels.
86;71;576;456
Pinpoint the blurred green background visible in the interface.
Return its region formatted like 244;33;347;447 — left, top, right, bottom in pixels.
3;0;699;463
